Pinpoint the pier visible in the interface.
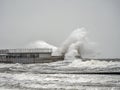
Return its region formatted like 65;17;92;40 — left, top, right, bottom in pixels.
0;48;64;64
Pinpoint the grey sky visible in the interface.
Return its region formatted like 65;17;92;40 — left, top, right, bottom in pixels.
0;0;120;58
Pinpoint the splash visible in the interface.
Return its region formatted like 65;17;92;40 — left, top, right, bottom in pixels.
54;28;96;59
27;40;57;52
27;28;96;59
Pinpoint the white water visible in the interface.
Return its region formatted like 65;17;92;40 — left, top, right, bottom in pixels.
27;28;96;59
0;28;120;90
0;61;120;90
54;28;96;59
68;59;120;68
27;40;57;51
0;72;120;90
25;28;120;69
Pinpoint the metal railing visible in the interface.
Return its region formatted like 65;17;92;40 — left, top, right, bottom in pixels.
0;48;52;54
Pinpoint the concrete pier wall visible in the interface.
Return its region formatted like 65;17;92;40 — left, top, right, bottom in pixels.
0;48;64;64
0;56;64;64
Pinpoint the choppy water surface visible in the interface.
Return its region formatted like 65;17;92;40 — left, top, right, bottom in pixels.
0;59;120;90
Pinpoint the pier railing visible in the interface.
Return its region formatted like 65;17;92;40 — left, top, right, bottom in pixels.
0;48;52;54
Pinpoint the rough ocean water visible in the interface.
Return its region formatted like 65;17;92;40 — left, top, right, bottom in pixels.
0;28;120;90
0;59;120;90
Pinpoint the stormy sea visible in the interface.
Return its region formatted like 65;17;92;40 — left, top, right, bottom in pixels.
0;28;120;90
0;59;120;90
